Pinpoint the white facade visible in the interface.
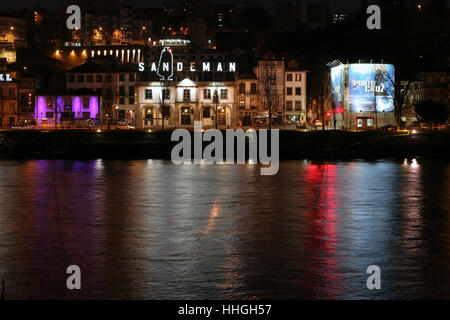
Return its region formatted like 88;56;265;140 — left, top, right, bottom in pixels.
284;70;307;125
137;79;236;129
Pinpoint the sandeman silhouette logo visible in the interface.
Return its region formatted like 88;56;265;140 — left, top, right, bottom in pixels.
157;47;174;81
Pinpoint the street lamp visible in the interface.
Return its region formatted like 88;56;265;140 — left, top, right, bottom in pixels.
115;105;119;124
28;93;32;128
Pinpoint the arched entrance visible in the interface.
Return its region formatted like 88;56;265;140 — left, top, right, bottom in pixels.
142;105;154;128
201;105;214;127
180;106;192;125
216;105;231;127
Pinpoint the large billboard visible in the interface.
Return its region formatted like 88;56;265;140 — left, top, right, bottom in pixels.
348;64;395;113
330;64;345;113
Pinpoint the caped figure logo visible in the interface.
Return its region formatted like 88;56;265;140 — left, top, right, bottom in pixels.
157;47;174;81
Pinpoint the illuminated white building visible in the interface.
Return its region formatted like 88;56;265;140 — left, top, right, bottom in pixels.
284;60;308;126
137;79;236;129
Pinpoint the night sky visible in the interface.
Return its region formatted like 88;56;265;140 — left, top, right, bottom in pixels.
1;0;450;14
0;0;363;14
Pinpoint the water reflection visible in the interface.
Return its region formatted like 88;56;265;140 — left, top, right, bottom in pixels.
303;164;342;299
0;159;448;299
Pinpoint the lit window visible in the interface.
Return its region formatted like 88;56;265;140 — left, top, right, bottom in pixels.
220;89;228;100
204;89;211;99
183;89;191;101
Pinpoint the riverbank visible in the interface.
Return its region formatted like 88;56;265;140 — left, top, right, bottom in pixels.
0;130;449;159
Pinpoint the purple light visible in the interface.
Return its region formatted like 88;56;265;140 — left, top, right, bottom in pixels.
36;96;46;122
89;96;99;119
35;95;99;127
73;96;82;118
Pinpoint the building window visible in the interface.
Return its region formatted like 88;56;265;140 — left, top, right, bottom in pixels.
129;73;135;81
105;75;112;82
286;73;293;81
87;75;93;83
250;97;256;109
68;75;75;83
239;98;245;109
296;74;301;81
82;97;90;107
203;107;211;118
286;87;293;96
96;75;103;82
295;100;302;111
145;89;152;100
119;86;125;96
250;83;257;94
119;73;125;82
129;86;135;96
239;83;245;94
46;112;54;118
183;89;191;102
286;101;293;111
129;97;135;104
367;118;374;127
295;87;301;96
204;89;211;99
119;97;125;104
220;89;228;100
77;75;84;83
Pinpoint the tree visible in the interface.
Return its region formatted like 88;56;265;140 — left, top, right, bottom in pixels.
102;79;114;130
213;88;219;129
415;100;449;129
54;96;64;130
155;81;170;131
259;65;281;130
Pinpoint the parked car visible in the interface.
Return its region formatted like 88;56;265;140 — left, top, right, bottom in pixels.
116;120;135;130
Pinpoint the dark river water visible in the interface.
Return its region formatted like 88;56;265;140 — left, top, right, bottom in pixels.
0;159;449;300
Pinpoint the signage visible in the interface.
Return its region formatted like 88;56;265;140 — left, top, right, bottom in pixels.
138;47;237;80
349;64;395;113
0;73;13;82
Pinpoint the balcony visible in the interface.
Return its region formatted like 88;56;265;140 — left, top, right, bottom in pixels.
176;99;197;103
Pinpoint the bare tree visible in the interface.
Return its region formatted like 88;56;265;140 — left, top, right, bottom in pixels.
103;81;114;130
155;81;170;130
375;65;411;128
54;96;64;130
259;66;280;130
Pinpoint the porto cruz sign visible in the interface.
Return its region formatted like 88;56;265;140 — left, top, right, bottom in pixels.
138;47;236;81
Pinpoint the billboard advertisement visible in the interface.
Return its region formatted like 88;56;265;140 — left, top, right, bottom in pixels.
349;64;395;113
330;64;345;113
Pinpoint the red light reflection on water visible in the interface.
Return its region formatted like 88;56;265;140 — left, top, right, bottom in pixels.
303;164;343;298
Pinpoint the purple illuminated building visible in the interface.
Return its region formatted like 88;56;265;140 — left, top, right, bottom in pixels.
35;95;100;128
